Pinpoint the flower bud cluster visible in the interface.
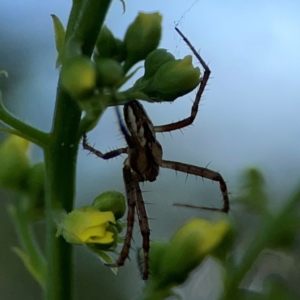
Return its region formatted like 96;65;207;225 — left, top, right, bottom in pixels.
60;12;162;102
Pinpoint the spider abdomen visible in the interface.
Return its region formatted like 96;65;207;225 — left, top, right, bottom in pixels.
127;141;162;182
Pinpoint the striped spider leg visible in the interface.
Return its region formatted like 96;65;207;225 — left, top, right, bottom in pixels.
155;28;229;213
82;28;229;280
82;101;155;280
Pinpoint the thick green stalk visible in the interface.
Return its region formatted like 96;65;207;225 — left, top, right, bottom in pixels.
44;88;81;300
44;1;112;299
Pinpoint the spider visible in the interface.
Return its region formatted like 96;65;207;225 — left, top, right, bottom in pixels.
82;28;229;280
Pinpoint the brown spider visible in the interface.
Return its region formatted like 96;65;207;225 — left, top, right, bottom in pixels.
82;28;229;280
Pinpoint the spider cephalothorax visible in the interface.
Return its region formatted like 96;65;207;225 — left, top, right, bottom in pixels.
83;28;229;280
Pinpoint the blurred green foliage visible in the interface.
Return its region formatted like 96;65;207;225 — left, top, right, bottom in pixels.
1;2;299;299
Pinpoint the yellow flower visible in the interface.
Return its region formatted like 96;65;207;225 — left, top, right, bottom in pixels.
60;206;116;245
170;218;230;256
149;218;230;287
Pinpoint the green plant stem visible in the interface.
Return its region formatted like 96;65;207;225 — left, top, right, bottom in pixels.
0;93;49;147
222;187;300;299
44;90;80;300
43;1;112;299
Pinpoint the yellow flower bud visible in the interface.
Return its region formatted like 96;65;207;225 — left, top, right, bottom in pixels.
170;219;230;256
93;190;126;220
60;206;116;245
124;12;162;72
150;218;230;287
60;56;96;99
0;135;30;189
151;55;201;101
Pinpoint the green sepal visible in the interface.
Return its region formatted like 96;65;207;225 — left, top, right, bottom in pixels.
87;245;118;275
12;247;46;289
93;190;126;220
51;14;66;68
115;219;126;233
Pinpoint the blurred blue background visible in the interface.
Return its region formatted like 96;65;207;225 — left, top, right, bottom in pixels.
1;1;300;299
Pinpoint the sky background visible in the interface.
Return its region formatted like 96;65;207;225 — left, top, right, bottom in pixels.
1;1;300;299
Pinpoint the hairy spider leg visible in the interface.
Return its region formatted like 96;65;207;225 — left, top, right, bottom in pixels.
134;183;150;280
115;104;151;279
161;160;229;213
153;27;229;212
105;166;137;269
154;27;211;133
82;133;127;159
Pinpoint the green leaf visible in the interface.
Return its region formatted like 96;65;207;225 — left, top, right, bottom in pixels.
0;70;8;78
51;14;66;68
87;245;118;275
235;168;269;214
12;247;46;288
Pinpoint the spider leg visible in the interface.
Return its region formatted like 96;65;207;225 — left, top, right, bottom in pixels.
82;132;127;159
161;159;229;213
154;27;211;133
106;166;150;279
135;184;150;280
105;166;136;269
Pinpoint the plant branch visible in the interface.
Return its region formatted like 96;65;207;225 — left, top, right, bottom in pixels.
0;93;49;147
